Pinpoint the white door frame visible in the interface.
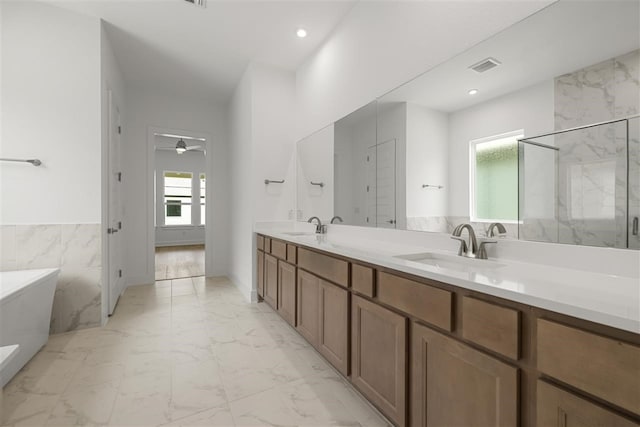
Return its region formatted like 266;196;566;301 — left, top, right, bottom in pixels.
146;126;212;283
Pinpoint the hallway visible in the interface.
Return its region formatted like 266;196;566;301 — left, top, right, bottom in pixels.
1;277;388;426
155;245;205;280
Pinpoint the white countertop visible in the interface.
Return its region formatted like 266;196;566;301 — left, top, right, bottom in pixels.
255;225;640;334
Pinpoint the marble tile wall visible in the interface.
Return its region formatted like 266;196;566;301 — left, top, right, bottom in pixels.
554;49;640;248
0;224;102;334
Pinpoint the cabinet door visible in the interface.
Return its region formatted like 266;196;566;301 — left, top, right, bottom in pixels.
411;322;518;427
277;261;296;326
351;295;407;426
537;380;637;427
296;270;320;347
319;279;349;376
257;250;265;298
264;254;278;309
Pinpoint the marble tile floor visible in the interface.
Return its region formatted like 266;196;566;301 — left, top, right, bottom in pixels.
155;246;205;281
1;276;389;427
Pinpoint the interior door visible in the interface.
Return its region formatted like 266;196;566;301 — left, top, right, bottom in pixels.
376;139;397;228
107;90;124;315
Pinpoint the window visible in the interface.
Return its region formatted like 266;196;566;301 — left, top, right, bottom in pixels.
164;172;193;225
200;173;206;225
469;130;522;223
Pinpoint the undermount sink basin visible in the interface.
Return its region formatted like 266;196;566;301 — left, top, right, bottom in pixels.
281;231;315;236
395;252;506;272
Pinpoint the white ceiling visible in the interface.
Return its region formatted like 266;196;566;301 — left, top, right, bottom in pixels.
379;0;640;113
51;0;357;100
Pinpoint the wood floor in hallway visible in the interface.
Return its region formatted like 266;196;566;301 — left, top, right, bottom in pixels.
155;245;205;280
1;277;389;426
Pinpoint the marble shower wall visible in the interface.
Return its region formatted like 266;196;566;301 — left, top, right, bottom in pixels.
0;224;102;334
554;49;640;248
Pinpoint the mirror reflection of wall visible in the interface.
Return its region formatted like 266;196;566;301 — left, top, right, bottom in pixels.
375;0;639;248
333;102;379;227
296;125;334;222
296;0;640;249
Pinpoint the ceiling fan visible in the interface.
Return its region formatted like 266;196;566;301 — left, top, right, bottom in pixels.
154;133;205;154
174;138;202;154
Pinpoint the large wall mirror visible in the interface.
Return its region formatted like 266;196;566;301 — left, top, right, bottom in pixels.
297;1;640;249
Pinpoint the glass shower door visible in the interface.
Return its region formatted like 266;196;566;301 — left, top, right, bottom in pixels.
629;116;640;249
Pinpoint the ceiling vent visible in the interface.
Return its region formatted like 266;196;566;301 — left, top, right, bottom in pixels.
184;0;206;8
469;57;501;73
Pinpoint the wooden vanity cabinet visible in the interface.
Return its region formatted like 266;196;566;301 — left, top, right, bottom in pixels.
318;279;349;376
277;260;296;326
536;380;638;427
295;269;349;375
411;321;518;427
256;233;640;427
264;253;278;309
257;250;265;298
296;269;320;347
352;295;407;426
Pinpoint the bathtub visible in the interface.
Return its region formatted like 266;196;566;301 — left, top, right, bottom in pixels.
0;268;59;388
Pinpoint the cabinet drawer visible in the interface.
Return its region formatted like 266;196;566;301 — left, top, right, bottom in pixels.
271;239;287;260
264;237;272;253
257;235;264;251
352;264;374;297
462;296;520;360
537;319;640;414
377;272;452;331
297;247;348;288
537;380;637;427
287;244;297;264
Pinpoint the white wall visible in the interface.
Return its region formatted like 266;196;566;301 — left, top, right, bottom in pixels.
154;149;206;246
123;88;229;285
295;1;553;140
296;125;334;222
1;1;101;225
447;80;554;217
405;103;449;221
228;67;253;300
228;62;296;301
252;64;297;222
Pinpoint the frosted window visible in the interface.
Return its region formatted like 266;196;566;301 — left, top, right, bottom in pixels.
471;133;521;222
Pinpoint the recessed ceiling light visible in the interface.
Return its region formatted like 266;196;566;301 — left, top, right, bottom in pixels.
468;89;479;95
296;28;307;38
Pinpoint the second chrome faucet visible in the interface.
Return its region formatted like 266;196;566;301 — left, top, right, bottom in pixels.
451;223;497;259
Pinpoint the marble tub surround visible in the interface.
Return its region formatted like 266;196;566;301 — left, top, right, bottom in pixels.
0;224;102;334
1;276;388;427
255;222;640;333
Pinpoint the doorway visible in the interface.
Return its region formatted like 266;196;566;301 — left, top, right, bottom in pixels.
149;127;211;283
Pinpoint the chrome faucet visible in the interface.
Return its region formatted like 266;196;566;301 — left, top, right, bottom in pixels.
451;224;478;257
307;216;326;234
487;222;507;238
330;216;343;224
451;223;496;259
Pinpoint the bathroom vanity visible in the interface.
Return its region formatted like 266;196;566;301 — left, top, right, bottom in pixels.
254;230;639;427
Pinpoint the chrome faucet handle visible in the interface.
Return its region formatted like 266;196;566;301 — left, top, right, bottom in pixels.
477;238;497;260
